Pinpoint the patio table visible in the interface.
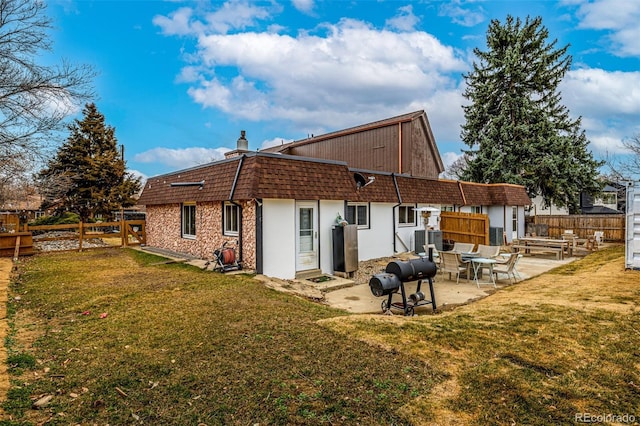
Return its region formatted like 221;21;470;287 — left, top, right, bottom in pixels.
515;237;570;259
471;257;497;288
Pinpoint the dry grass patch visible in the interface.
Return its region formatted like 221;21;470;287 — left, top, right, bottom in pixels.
4;249;445;425
321;246;640;425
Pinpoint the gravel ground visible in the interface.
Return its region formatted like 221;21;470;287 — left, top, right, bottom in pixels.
32;231;110;252
351;252;419;284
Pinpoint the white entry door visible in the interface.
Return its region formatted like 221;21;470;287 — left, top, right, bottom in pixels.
295;201;319;271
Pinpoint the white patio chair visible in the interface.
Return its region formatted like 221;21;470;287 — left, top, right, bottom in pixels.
440;251;471;284
475;244;500;259
452;242;475;254
493;252;521;284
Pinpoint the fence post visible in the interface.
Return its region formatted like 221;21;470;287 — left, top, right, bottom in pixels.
78;222;84;252
120;214;127;247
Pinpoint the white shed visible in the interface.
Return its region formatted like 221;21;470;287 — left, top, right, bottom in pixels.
626;181;640;270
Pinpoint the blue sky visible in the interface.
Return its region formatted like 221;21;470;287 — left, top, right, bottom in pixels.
47;0;640;180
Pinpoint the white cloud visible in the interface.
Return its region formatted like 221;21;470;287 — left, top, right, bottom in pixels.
441;151;463;169
561;68;640;153
438;1;486;27
134;147;230;170
573;0;640;56
260;137;294;150
385;5;420;32
153;0;276;36
153;7;194;36
292;0;314;15
166;15;467;131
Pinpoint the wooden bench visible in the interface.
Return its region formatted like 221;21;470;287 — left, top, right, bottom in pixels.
512;244;563;260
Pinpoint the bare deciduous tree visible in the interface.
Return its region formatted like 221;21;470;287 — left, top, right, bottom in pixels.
0;0;94;178
606;134;640;182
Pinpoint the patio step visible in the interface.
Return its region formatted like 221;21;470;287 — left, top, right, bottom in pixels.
295;269;323;280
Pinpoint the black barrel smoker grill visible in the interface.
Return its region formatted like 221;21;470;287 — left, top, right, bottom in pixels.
368;251;438;316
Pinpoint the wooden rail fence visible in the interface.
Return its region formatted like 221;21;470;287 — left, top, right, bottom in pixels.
1;220;146;257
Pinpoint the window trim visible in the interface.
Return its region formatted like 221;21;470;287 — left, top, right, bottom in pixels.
181;202;196;239
223;201;240;236
398;204;416;227
345;202;370;229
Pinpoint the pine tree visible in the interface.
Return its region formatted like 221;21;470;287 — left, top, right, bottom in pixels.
460;16;603;213
38;103;141;221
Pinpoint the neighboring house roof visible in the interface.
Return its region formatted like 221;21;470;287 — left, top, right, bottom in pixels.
138;152;531;207
581;206;621;214
1;193;43;211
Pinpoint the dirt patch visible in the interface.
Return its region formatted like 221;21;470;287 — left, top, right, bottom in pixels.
0;259;11;416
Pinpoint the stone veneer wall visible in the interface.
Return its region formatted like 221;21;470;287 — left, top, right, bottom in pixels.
145;200;257;271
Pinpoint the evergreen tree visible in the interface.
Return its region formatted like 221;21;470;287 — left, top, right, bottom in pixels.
38;103;141;221
460;15;603;213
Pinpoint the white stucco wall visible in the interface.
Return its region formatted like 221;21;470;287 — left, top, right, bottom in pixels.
530;196;569;215
262;199;296;279
355;203;396;260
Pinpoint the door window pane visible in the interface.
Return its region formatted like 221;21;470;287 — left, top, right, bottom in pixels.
299;208;313;252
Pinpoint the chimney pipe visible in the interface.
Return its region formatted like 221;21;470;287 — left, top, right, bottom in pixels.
237;130;248;151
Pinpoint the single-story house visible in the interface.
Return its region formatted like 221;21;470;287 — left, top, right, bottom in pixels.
138;152;530;279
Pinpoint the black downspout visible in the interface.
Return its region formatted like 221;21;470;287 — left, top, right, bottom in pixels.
255;199;263;274
392;173;402;253
229;155;245;262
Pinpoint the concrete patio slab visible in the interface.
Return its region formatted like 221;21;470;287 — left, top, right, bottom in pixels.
321;255;576;314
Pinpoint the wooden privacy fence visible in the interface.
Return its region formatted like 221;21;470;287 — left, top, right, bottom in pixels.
530;215;625;241
440;211;489;248
1;220;146;257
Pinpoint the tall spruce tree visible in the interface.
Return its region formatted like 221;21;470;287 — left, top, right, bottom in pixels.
460;15;603;213
38;103;140;221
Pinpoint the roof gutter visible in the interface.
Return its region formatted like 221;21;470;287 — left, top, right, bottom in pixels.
458;181;467;206
228;155;246;262
392;173;402;253
229;155;246;200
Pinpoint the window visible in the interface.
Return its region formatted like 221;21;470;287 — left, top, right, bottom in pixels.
398;205;416;226
182;203;196;238
345;203;369;228
597;193;617;206
224;202;240;235
471;206;482;214
441;205;454;212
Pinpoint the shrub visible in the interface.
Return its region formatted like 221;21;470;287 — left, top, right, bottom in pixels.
30;212;81;226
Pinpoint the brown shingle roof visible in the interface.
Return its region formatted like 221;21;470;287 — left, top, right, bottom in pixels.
457;182;531;206
138;153;531;207
138;153;359;205
233;155;357;200
396;176;465;205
